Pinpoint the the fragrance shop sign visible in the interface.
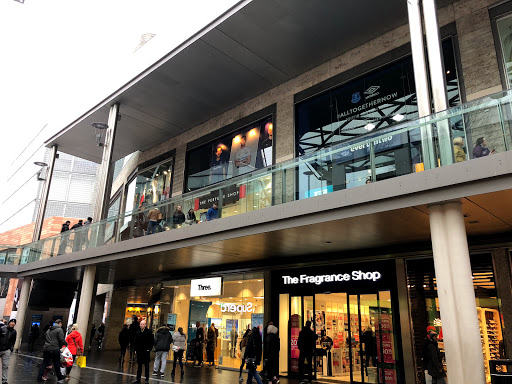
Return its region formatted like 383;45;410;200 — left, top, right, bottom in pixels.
282;270;382;285
190;277;222;297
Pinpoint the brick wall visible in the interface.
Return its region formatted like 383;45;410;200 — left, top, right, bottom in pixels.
0;216;82;246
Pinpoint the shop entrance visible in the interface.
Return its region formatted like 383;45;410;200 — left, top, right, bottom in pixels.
285;290;398;384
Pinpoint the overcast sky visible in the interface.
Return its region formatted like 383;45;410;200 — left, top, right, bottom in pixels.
0;0;242;233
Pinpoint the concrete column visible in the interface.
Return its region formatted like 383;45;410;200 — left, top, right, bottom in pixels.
13;277;32;351
104;288;129;350
77;266;96;343
32;146;58;242
492;248;512;358
428;201;485;384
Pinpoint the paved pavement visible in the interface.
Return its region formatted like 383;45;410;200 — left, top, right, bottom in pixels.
8;350;306;384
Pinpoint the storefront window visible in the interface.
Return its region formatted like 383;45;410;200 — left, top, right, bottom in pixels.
295;39;460;197
164;274;264;370
497;14;512;88
407;254;502;384
129;159;174;212
185;117;273;192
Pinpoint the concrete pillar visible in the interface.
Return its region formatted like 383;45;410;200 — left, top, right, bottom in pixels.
104;288;129;350
77;266;96;344
428;201;485;384
492;248;512;358
13;277;32;351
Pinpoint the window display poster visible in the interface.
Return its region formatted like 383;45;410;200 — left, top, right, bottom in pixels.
226;319;238;339
384;368;397;384
185;117;273;192
251;313;264;336
291;314;301;370
315;310;325;333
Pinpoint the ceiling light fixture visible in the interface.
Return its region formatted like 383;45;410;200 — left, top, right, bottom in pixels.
92;122;108;147
364;123;375;131
392;114;405;122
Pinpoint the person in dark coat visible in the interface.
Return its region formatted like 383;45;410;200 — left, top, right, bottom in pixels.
132;320;154;384
36;319;68;382
89;324;96;349
362;327;376;375
97;322;105;350
245;327;263;384
58;221;71;255
425;331;445;384
239;328;252;382
118;324;130;363
71;220;83;252
29;323;40;352
153;325;172;377
129;316;140;363
263;324;280;384
193;321;205;367
206;323;218;366
172;205;186;228
298;320;317;384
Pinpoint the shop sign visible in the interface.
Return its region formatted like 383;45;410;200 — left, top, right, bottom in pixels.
194;185;245;210
282;270;382;285
220;302;254;313
190;277;222;297
334;132;407;164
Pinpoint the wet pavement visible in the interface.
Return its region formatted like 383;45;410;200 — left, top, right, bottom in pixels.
8;350;306;384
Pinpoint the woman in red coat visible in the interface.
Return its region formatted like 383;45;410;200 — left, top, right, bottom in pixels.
65;324;84;378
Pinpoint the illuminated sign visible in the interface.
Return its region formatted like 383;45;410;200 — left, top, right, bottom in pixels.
282;271;382;285
220;302;254;313
190;277;222;297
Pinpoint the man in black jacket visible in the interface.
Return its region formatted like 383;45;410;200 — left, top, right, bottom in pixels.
37;319;67;382
153;325;172;377
193;321;205;367
133;320;154;384
129;316;140;363
426;331;446;384
245;327;263;384
298;320;317;384
118;324;130;363
57;221;71;255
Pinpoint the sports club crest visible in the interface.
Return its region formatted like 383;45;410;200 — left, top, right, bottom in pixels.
351;92;361;104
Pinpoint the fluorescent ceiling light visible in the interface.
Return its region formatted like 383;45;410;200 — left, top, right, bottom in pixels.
364;123;375;131
392;114;405;122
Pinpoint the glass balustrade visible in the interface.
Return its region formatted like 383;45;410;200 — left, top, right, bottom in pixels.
11;90;512;265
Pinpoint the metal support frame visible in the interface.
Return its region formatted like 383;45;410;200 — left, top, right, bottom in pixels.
423;0;453;165
32;145;58;242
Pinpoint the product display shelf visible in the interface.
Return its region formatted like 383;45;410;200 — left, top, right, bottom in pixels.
477;307;503;383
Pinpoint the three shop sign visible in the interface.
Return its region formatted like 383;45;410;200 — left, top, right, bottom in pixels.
190;277;222;297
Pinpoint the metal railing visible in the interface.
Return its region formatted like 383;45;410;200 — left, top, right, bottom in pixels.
13;89;512;265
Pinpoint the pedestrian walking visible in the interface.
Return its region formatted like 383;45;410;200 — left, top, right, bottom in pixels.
129;316;140;363
118;324;130;363
152;325;172;378
71;220;83;252
29;323;40;352
263;324;280;384
239;328;251;382
245;327;263;384
171;327;187;377
132;320;154;384
298;320;317;384
193;321;205;367
425;330;446;384
64;324;83;379
82;217;93;248
89;324;96;349
0;319;14;384
36;319;68;382
96;322;105;350
58;221;71;255
206;323;218;366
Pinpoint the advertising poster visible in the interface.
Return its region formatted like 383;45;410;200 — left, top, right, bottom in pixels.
381;332;395;364
384;368;398;384
210;142;230;184
290;314;301;372
228;128;260;177
315;310;325;333
167;314;177;332
226;319;238;339
251;313;264;336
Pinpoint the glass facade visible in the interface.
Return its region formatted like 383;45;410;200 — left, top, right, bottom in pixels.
407;253;503;384
497;14;512;88
185;116;273;192
165;274;264;369
294;39;460;197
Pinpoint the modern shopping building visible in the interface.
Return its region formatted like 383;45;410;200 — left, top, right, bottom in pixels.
5;1;512;383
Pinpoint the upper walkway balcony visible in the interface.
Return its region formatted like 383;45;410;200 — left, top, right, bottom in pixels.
5;90;512;280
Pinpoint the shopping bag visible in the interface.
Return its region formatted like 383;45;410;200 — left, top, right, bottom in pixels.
61;347;73;367
77;355;86;368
